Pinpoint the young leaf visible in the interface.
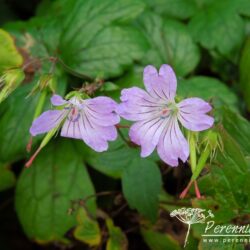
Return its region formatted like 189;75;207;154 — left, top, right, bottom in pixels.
122;158;162;222
15;139;96;243
0;29;23;73
74;207;101;246
106;218;128;250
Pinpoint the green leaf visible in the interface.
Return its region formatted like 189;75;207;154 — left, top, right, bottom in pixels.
0;29;23;73
15;139;96;242
239;38;250;111
122;158;162;222
141;229;181;250
210;127;249;211
106;218;128;250
0;74;66;163
137;12;200;76
221;107;250;156
61;25;148;79
178;76;238;109
0;163;15;192
59;0;147;79
85;134;136;179
188;0;245;56
143;0;197;20
74;207;101;246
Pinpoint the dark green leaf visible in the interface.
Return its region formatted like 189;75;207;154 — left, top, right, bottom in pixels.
122;158;162;221
239;38;250;111
221;107;250;156
188;0;245;56
15;139;96;242
0;162;15;191
59;0;147;78
178;76;238;109
137;12;200;76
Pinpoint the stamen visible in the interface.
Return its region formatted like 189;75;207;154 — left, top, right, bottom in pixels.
26;136;33;152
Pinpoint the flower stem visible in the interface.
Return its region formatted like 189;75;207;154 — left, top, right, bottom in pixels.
179;180;193;199
194;181;201;199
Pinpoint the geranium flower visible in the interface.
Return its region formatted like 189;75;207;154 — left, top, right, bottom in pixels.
30;94;120;152
117;64;214;167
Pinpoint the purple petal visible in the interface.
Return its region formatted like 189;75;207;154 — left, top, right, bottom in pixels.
60;118;82;139
51;95;68;106
78;113;109;152
84;96;117;113
143;64;177;101
84;107;120;126
30;110;66;136
177;98;214;131
129;116;168;157
117;87;163;121
157;117;189;167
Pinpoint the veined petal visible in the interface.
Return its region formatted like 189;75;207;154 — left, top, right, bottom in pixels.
118;87;164;121
78;113;109;152
177;98;214;131
159;64;177;100
51;95;68;106
177;97;212;113
84;96;117;113
60;118;82;139
129;116;168;157
157;117;189;167
84;107;120;126
143;64;177;101
30;110;66;136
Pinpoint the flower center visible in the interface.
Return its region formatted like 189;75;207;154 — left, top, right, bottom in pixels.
159;103;178;119
67;107;80;122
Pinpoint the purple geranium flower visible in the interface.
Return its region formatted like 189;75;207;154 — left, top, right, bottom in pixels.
117;64;214;167
30;94;120;152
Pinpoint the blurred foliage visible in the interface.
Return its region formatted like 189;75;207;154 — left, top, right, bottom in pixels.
0;0;250;249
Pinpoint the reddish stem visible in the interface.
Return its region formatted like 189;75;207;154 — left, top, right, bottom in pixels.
194;180;201;199
25;147;42;168
26;136;33;153
115;124;130;129
179;180;193;199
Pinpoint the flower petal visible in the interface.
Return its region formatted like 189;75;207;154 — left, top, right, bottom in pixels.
84;107;120;126
51;95;68;106
177;98;214;131
129;116;168;157
30;110;66;136
157;117;189;167
117;87;163;121
60;118;82;139
143;64;177;101
159;64;177;100
84;96;117;113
